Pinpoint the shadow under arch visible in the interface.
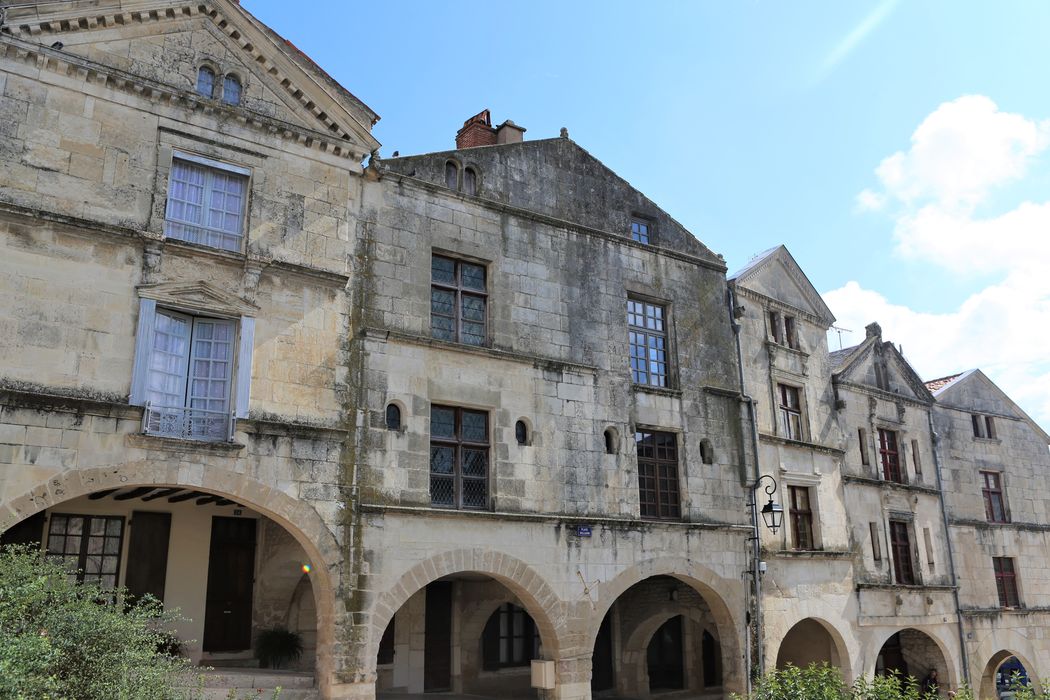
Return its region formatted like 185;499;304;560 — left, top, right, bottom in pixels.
871;626;958;690
368;548;564;671
0;463;342;694
586;557;744;693
973;629;1042;698
775;616;853;682
619;606;720;696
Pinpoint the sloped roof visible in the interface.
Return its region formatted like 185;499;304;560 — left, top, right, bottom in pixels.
831;331;935;403
828;344;861;372
727;245;836;327
727;246;780;281
924;372;966;395
928;369;1050;443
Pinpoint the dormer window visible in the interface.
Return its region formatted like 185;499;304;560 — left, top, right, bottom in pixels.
630;217;651;244
196;66;216;98
222;74;242;106
463;167;477;195
445;161;459;189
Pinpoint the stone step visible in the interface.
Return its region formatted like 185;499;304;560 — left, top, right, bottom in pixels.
178;669;318;700
193;689;318;700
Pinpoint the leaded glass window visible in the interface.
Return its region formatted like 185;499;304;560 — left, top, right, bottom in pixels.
628;299;669;387
430;406;489;509
431;255;487;346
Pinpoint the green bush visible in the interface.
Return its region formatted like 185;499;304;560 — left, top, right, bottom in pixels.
738;663;976;700
0;543;191;699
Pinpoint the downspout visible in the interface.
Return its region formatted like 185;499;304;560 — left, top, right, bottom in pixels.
928;409;970;686
728;284;764;690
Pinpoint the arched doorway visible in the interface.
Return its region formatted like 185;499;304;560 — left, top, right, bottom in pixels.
875;629;950;690
591;575;729;698
776;618;847;674
370;552;561;698
980;652;1032;699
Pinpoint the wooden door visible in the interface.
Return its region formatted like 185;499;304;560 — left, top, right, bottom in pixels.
647;616;684;691
424;581;452;692
591;612;615;691
203;516;256;652
125;511;171;604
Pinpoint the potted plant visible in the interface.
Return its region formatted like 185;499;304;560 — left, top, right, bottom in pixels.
255;627;303;670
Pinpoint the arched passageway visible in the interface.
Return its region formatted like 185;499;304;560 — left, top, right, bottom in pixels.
375;573;555;698
979;652;1032;699
776;618;848;675
590;575;728;699
0;485;326;673
875;629;951;692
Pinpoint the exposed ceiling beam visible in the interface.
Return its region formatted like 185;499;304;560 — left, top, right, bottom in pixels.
88;488;120;500
142;488;183;502
195;495;224;506
168;491;207;503
114;486;156;501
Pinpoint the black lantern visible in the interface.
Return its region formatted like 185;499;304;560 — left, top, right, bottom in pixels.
753;474;783;534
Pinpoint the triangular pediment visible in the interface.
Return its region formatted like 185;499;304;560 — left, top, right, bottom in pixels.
138;280;258;316
729;245;836;327
2;0;379;156
833;332;934;402
932;369;1050;442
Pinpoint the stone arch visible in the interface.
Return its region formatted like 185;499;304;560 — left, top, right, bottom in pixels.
775;616;852;681
0;464;341;693
619;606;715;696
973;628;1042;698
587;557;744;693
871;627;958;690
368;548;563;668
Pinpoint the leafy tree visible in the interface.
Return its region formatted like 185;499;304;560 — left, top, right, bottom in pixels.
0;544;190;699
738;663;979;700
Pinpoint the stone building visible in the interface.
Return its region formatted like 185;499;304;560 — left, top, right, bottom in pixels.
1;2;1049;700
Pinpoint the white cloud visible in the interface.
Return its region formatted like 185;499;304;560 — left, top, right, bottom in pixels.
832;95;1050;429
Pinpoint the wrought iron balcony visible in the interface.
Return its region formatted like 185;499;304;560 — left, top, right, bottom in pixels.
142;403;235;442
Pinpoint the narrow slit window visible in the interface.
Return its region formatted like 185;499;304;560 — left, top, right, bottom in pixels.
385;403;402;431
515;420;528;445
445;161;459;190
463;167;477;195
911;440;922;478
858;428;869;466
869;522;882;562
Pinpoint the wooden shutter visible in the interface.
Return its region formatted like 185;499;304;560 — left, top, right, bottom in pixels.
129;298;157;405
234;316;255;418
125;511;172;603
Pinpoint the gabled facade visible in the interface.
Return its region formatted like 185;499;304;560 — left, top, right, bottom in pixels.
927;370;1050;696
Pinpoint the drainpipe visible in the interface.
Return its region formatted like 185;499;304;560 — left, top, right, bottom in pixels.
927;409;970;686
727;284;765;690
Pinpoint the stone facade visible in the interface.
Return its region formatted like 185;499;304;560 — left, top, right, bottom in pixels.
0;3;1048;700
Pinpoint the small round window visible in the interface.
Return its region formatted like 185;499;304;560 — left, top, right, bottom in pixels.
385;403;402;431
515;420;528;445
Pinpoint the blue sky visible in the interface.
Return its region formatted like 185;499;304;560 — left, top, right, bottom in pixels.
245;1;1050;428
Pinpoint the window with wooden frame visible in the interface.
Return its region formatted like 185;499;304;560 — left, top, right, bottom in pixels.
981;471;1009;523
429;406;489;509
973;414;997;439
482;603;539;670
45;514;125;588
788;486;814;550
993;557;1020;608
636;430;681;520
878;429;904;483
628;298;669;388
163;152;249;252
431;255;487;346
777;384;803;440
889;520;916;585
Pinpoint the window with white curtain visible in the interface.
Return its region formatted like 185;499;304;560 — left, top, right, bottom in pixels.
163;153;249;252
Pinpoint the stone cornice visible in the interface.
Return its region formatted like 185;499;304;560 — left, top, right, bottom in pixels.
732;285;830;328
377;170;728;274
833;378;933;409
759;432;845;456
856;582;956;592
359;503;754;533
0;201;350;286
0;30;367;162
363;327;599;375
842;474;942;496
948;517;1050;533
961;606;1050;617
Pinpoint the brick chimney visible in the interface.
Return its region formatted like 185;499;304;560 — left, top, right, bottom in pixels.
455;110;527;149
456;110;496;149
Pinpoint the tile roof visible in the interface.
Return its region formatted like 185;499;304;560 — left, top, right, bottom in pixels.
828;345;860;372
924;373;963;394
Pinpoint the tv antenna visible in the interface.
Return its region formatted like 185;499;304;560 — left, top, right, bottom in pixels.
831;325;852;350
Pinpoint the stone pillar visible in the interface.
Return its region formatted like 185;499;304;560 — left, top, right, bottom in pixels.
541;655;592;700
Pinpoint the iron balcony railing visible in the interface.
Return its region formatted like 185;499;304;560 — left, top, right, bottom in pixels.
142;403;235;442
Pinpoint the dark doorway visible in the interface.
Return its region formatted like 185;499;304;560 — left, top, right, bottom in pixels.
203;516;256;652
592;612;615;692
424;581;453;692
125;511;171;603
877;632;908;678
647;616;684;691
702;630;722;687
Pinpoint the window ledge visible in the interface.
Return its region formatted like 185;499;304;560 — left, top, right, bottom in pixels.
126;432;245;455
856;582;956;592
774;549;852;559
161;233;247;261
961;606;1047;617
633;384;683;399
841;474;941;495
759;432;845;455
972;437;1002;444
765;340;807;357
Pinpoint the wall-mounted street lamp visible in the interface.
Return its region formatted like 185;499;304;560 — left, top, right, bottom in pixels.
755;475;783;533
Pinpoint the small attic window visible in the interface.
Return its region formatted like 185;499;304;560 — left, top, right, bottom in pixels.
463;167;477;195
630;217;651;244
445;161;459;189
222;74;242;106
196;66;216;98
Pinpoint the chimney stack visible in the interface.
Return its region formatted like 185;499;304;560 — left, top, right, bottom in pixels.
455;109;526;149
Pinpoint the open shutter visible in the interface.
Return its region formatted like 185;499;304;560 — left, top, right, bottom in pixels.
234;316;255;419
129;298;157;405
